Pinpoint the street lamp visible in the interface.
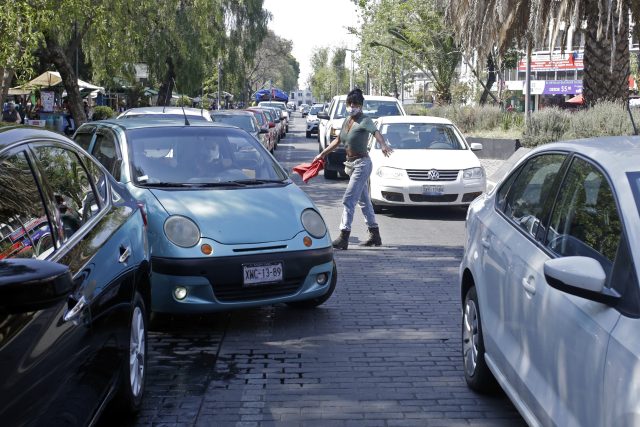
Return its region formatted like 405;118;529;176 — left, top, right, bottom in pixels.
345;48;356;90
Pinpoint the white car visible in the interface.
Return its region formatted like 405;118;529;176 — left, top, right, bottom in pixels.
117;106;212;121
258;101;289;132
318;95;406;179
460;136;640;426
305;103;325;139
368;116;485;211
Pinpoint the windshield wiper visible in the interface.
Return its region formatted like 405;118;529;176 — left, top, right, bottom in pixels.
229;179;285;185
138;181;192;187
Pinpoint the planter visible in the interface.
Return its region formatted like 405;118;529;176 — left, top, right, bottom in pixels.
466;137;521;160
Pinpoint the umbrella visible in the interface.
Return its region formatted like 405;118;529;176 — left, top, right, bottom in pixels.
566;94;584;104
23;71;104;92
292;159;324;183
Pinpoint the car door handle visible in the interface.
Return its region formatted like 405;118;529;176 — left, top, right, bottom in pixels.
119;246;131;263
64;296;87;322
481;237;491;249
522;277;536;295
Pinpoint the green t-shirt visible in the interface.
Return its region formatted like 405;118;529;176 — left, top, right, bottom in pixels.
339;114;377;154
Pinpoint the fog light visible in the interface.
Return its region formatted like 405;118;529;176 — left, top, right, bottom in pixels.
316;273;328;285
174;286;188;300
303;236;312;247
201;243;213;255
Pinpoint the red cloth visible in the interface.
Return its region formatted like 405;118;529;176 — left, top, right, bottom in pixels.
292;158;324;183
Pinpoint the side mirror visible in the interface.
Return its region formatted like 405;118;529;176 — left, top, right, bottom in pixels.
260;128;268;134
470;143;483;151
0;259;73;313
317;112;330;120
544;256;620;305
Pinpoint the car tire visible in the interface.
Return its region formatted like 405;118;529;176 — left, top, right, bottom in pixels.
287;261;337;308
306;131;311;138
462;286;499;394
113;291;148;414
324;169;338;179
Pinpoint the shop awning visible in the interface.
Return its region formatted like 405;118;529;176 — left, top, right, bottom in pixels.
22;71;104;92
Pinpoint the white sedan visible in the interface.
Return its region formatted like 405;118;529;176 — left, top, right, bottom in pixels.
460;136;640;426
368;116;485;212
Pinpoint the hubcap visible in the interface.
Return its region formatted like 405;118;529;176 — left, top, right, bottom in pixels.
129;306;145;396
462;299;479;377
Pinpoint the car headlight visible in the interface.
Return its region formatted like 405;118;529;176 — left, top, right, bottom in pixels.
376;166;405;180
164;215;200;247
301;209;327;238
463;167;484;180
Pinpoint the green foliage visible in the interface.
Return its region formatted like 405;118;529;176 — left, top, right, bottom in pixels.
309;48;349;102
91;106;114;121
176;96;191;107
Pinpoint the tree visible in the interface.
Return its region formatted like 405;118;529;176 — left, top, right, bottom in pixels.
354;0;460;104
447;0;640;106
308;48;349;101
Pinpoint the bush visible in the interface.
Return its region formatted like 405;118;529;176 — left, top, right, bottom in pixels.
91;106;114;121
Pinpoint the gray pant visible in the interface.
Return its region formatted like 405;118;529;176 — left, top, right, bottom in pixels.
339;157;378;231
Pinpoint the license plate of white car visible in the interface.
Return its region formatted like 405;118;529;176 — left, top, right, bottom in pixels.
423;185;444;194
243;262;283;286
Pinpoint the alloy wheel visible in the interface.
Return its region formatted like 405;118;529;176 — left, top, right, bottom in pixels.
462;298;479;377
129;306;146;397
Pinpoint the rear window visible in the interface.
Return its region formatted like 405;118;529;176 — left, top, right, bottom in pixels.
335;100;402;119
120;113;209;122
212;114;257;133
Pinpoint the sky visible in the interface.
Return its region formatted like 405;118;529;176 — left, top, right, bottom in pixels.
262;0;361;89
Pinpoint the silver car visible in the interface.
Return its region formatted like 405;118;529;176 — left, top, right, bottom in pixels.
460;136;640;426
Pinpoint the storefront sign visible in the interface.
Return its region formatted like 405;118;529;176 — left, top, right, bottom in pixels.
542;80;582;95
518;52;584;71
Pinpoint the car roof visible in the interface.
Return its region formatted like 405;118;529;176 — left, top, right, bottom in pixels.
376;115;454;125
211;110;253;116
79;118;236;132
531;136;640;173
118;106;212;119
331;95;401;102
0;126;72;151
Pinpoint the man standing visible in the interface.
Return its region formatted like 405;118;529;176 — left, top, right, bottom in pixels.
2;101;21;124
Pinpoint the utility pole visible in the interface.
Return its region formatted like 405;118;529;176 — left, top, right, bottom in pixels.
345;49;356;90
400;57;404;103
524;42;532;125
217;58;222;110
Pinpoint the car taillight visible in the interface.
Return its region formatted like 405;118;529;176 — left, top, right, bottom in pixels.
137;202;148;227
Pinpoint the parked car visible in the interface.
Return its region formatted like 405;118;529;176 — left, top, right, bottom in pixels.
305;103;324;139
258;101;289;133
73;119;337;314
246;108;276;153
0;126;150;426
248;107;279;151
318;95;406;179
211;110;269;151
117;106;213;122
299;104;310;117
459;136;640;427
260;106;286;140
368;116;485;212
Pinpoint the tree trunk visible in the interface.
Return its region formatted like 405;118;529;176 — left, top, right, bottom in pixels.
582;0;630;106
479;54;496;105
157;57;176;106
0;67;13;104
44;35;87;128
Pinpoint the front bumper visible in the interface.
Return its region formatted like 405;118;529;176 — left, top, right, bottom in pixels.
150;247;334;313
306;122;319;134
371;177;486;206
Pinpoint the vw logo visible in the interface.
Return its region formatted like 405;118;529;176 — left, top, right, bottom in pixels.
427;169;440;180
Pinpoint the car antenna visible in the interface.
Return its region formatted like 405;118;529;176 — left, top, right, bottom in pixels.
172;77;190;126
628;102;638;136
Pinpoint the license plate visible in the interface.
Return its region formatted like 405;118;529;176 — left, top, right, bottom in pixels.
423;185;444;194
243;262;283;286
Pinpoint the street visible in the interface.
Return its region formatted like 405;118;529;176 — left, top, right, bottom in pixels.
103;114;525;427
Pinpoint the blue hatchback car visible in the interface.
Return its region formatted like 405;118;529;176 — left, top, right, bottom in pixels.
74;119;336;313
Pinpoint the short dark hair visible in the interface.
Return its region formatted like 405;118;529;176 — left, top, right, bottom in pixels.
346;88;364;106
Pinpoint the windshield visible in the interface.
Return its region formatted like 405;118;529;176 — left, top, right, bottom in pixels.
376;123;467;150
120;113;209;122
335;100;402;119
126;127;288;186
212;114;257;133
260;102;285;111
309;106;322;115
250;111;265;126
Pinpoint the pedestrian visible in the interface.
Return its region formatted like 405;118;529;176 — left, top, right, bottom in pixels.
314;88;393;250
2;101;21;124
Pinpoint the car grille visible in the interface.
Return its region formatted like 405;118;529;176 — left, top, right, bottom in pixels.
406;169;459;181
212;278;303;302
409;194;458;203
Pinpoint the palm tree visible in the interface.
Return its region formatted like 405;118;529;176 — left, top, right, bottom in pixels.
446;0;640;106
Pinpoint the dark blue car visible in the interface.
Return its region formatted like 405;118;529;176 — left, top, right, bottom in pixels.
0;126;151;426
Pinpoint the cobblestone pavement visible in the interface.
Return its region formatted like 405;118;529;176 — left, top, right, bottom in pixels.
100;115;524;427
